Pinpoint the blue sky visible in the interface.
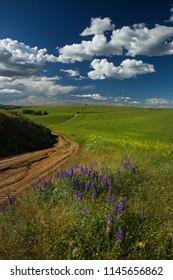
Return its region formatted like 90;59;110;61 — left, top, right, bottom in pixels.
0;0;173;107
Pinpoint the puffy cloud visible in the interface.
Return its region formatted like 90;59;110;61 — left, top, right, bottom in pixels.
57;18;173;63
88;58;155;80
71;93;107;100
80;17;115;36
0;38;58;76
57;34;109;63
145;98;170;105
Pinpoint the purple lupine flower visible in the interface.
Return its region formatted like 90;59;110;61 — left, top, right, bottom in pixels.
54;172;59;178
114;198;125;214
73;163;78;169
106;195;111;203
107;214;113;225
92;188;97;198
85;182;90;191
113;205;118;214
90;173;95;181
7;195;14;206
71;179;76;188
116;228;123;240
122;161;129;169
101;177;106;186
77;192;82;202
89;167;93;173
80;166;84;175
108;186;112;193
42;181;47;189
74;190;78;196
83;167;88;174
69;169;74;177
29;182;35;190
81;207;86;215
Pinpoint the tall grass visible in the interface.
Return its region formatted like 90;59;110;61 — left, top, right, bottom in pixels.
0;136;173;259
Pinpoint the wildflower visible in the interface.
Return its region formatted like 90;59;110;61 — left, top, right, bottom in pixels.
84;182;90;191
92;188;97;198
107;214;113;225
81;207;86;215
42;181;47;189
71;179;76;188
116;228;123;240
7;194;14;206
137;242;145;249
77;192;82;202
106;195;111;203
74;190;78;196
114;198;125;214
108;186;112;193
29;182;35;190
73;163;78;169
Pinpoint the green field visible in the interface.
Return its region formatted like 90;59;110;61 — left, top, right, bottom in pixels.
14;105;173;143
1;105;173;260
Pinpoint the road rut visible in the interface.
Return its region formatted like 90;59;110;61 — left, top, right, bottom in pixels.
0;133;79;205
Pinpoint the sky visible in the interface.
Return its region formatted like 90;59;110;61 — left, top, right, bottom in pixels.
0;0;173;107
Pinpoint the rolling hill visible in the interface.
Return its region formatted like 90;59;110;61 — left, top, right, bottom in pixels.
0;109;56;158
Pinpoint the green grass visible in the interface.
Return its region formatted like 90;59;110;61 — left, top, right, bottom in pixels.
12;105;173;143
1;105;173;259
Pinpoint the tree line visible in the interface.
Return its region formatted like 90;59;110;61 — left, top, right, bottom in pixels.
22;109;49;116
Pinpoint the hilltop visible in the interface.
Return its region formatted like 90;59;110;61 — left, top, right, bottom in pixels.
0;109;56;158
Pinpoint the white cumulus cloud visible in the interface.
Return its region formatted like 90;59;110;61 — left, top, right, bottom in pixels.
71;93;107;101
80;17;115;36
88;58;155;80
57;17;173;64
145;98;170;105
0;38;58;76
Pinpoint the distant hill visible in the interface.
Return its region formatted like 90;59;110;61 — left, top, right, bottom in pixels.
0;109;56;158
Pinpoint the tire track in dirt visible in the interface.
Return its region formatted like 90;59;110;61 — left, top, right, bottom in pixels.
0;133;79;205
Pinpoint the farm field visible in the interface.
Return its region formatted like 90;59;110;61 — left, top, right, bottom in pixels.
0;105;173;260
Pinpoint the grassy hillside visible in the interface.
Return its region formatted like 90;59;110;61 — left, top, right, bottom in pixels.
1;105;173;260
0;109;56;158
13;105;173;144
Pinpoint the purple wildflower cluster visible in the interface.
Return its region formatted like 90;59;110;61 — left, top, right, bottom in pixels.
56;162;132;241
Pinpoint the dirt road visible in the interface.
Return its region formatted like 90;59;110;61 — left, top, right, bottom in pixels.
0;133;79;205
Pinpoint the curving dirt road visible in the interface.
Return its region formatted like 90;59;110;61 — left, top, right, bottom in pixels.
0;133;79;205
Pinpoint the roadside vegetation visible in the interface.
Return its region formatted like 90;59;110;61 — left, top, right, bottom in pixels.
0;109;56;158
0;105;173;259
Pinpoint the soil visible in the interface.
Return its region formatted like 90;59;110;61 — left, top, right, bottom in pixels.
0;133;79;205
